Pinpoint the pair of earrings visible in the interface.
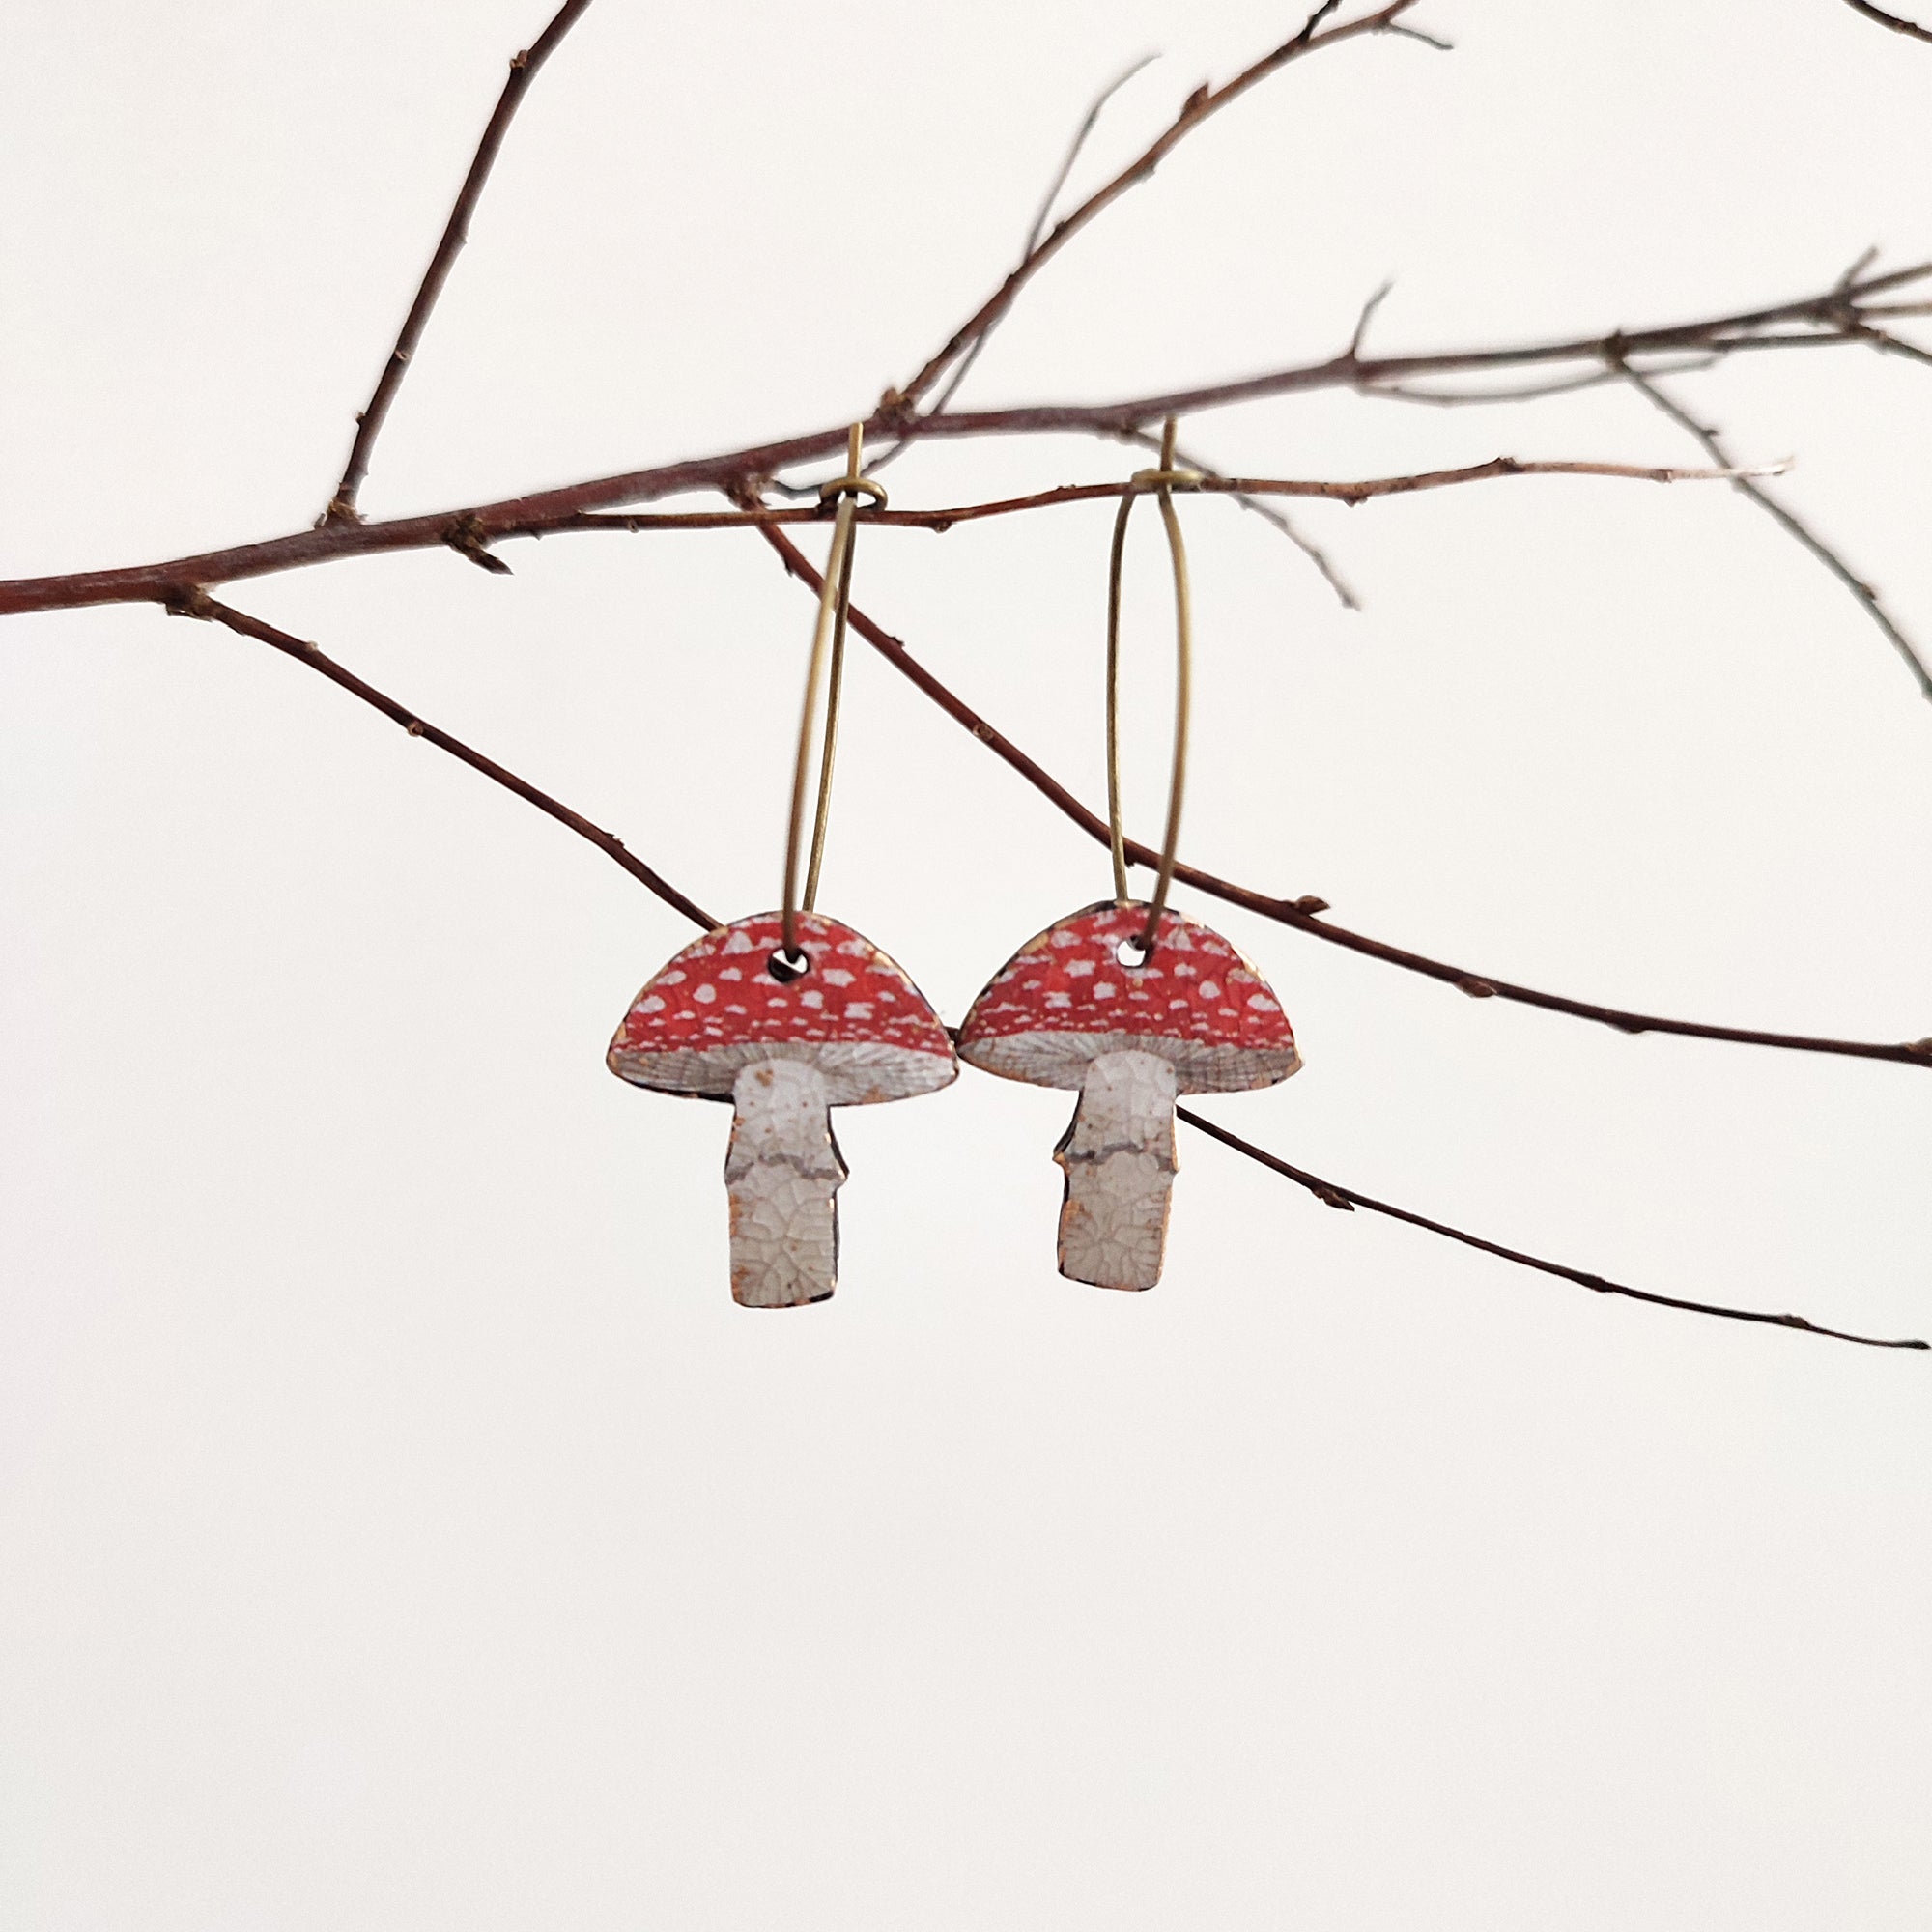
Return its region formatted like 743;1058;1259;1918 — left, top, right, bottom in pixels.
606;427;1302;1306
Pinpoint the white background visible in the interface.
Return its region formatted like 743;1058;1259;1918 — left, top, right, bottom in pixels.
4;3;1930;1925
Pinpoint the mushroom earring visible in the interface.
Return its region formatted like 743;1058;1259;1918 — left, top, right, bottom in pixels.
607;430;957;1307
957;421;1301;1292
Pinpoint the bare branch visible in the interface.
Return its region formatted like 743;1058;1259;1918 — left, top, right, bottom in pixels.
1177;1108;1929;1351
1350;280;1395;358
1364;355;1721;407
323;0;595;525
1837;243;1883;291
574;456;1780;531
902;51;1160;438
1617;361;1932;703
1114;425;1362;610
1860;321;1932;367
6;260;1924;618
175;593;717;930
748;520;1932;1072
886;0;1433;416
0;456;1789;614
1840;0;1932;43
1385;21;1455;49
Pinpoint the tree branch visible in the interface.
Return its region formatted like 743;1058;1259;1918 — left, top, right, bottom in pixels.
323;0;595;525
174;593;717;930
887;0;1435;415
1177;1107;1929;1350
1115;425;1363;610
544;455;1781;538
1841;0;1932;43
871;49;1159;461
1616;360;1932;702
748;519;1932;1071
0;448;1802;616
1362;355;1722;407
7;259;1921;620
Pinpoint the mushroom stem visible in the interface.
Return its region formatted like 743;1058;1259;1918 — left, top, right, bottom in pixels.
1053;1050;1179;1292
724;1059;847;1308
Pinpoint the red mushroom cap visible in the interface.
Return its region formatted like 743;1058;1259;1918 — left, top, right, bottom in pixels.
608;911;956;1105
957;899;1300;1094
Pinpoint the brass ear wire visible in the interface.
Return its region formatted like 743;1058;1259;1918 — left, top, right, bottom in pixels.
782;425;886;958
1105;416;1201;951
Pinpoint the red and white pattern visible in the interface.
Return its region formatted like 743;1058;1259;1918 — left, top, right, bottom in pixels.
609;911;955;1101
957;900;1300;1094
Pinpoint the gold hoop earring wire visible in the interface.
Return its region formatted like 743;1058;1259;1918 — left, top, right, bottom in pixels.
781;423;888;958
1105;416;1201;952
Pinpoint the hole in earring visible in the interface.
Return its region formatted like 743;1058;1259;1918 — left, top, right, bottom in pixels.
768;947;811;982
1116;935;1152;969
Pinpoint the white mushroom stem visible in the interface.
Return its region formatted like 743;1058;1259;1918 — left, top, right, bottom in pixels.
1053;1050;1179;1293
724;1059;847;1308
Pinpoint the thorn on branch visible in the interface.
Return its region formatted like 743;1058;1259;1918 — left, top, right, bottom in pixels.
1350;280;1394;360
1289;0;1347;50
444;515;513;574
162;585;215;620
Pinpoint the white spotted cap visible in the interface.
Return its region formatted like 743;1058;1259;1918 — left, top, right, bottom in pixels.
957;899;1300;1094
608;911;956;1105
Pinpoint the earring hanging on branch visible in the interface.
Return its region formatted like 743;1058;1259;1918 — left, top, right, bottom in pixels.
607;428;958;1309
957;420;1302;1292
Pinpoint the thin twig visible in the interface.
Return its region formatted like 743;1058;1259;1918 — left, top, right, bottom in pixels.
1364;355;1721;407
896;51;1159;443
1840;0;1932;43
558;456;1778;533
748;518;1932;1071
886;0;1435;416
1350;280;1395;358
1114;426;1362;610
8;262;1927;617
1860;322;1932;368
0;455;1794;614
1617;360;1932;702
323;0;595;524
1176;1107;1929;1351
173;593;717;930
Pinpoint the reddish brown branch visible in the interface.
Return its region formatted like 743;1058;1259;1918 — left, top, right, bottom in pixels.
1115;426;1361;610
889;0;1432;414
750;520;1932;1072
886;50;1160;447
1177;1108;1929;1350
0;444;1804;616
323;0;595;525
548;456;1772;538
175;593;717;930
1841;0;1932;43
